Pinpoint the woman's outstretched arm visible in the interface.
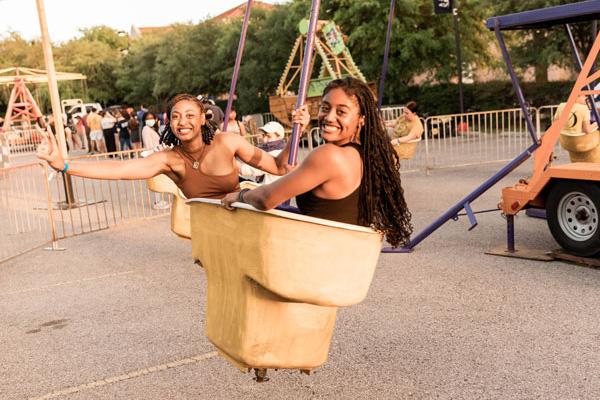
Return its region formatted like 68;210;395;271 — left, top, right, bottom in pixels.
37;129;174;180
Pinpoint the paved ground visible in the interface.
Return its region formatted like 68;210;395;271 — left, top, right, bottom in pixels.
2;161;600;400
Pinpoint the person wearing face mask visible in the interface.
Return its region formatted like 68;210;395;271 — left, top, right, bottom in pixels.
141;111;161;150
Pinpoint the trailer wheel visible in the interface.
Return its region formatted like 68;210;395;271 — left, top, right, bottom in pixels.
546;181;600;257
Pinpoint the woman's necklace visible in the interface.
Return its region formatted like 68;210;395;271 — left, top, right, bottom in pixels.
178;145;207;170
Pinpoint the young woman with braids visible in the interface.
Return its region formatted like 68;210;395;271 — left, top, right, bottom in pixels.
37;94;309;200
222;77;412;247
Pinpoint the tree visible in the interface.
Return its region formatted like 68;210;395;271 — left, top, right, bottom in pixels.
321;0;495;104
115;33;165;106
0;32;45;69
490;0;587;82
54;39;123;105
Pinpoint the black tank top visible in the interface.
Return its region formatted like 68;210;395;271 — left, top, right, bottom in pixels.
295;143;364;226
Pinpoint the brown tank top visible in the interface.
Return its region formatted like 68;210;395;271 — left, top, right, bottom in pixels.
172;147;240;199
295;143;364;226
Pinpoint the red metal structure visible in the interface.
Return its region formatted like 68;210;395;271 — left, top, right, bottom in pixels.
2;77;43;130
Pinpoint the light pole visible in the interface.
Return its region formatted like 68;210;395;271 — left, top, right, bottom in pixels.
35;0;68;158
36;0;75;205
453;4;464;114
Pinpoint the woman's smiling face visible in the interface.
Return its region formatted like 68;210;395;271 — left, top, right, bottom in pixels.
170;100;205;142
318;88;363;145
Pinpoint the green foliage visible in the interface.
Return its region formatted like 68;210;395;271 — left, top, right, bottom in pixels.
403;80;574;116
0;32;44;69
55;38;124;105
489;0;591;82
78;26;129;50
323;0;495;103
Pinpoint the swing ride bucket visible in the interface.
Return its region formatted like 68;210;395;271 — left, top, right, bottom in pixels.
189;198;382;370
559;131;600;163
393;139;420;160
147;175;191;239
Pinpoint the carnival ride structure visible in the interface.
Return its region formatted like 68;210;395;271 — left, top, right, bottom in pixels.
1;67;86;129
268;18;369;127
383;0;600;259
0;67;86;153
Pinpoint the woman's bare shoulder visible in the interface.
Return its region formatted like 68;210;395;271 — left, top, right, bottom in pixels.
306;143;361;166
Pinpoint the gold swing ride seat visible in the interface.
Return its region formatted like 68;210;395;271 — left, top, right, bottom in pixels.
393;138;421;160
559;130;600;163
188;198;382;373
147;174;191;239
146;176;263;240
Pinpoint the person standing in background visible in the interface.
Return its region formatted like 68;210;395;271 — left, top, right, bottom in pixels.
116;110;132;151
87;108;105;153
220;108;247;137
141;111;161;150
129;110;142;149
100;111;117;153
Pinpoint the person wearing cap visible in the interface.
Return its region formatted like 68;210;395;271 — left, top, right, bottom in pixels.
238;121;287;185
390;101;424;144
220;108;247;137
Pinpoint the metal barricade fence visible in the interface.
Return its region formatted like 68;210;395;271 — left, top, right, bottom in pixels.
1;104;575;262
536;105;559;136
536;104;567;161
49;150;171;239
261;113;277;126
422;108;537;170
5;128;44;157
380;105;405;121
0;162;58;263
0;149;172;262
250;105;575;172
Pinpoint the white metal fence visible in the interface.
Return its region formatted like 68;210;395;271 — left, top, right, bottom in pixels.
294;105;572;172
3;128;45;157
0;150;171;263
0;163;57;262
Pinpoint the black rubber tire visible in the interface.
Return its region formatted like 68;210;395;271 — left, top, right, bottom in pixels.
546;180;600;257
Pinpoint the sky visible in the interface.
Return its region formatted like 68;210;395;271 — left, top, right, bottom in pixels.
0;0;286;43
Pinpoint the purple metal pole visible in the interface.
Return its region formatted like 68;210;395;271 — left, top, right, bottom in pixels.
383;23;544;253
223;0;254;132
288;0;321;166
493;22;537;144
506;214;515;253
565;23;600;126
377;0;396;110
381;143;538;253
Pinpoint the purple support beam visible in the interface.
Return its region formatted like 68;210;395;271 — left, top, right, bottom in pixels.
382;143;538;253
287;0;321;166
565;23;600;126
383;23;543;254
493;23;537;144
377;0;396;110
223;0;254;132
506;214;515;253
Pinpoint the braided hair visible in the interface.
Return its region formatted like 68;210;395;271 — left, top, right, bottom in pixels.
323;78;413;247
160;93;216;146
